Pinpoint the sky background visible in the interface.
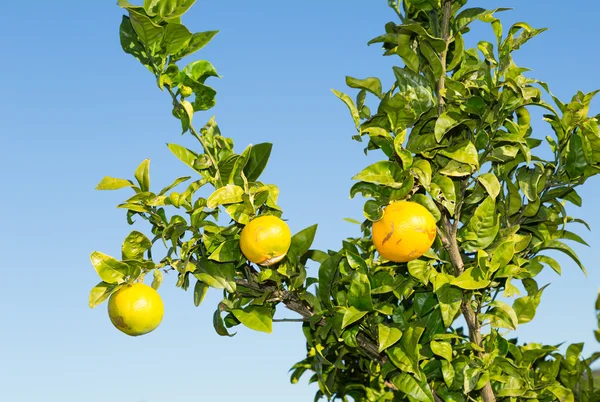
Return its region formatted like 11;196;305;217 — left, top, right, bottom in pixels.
1;1;600;401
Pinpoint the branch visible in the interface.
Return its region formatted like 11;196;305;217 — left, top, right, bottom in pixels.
234;279;386;364
437;0;453;115
436;1;496;401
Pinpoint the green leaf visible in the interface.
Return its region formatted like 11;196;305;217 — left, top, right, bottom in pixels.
546;384;574;402
161;23;192;55
173;30;219;60
487;300;519;330
182;60;219;84
206;184;244;209
231;306;273;334
318;254;342;309
436;284;462;327
459;197;499;251
438;140;479;167
89;282;120;308
287;224;318;262
352;161;404;188
193;258;236;293
341;306;368;329
122;231;152;260
208;239;242;262
538;240;586;274
346;76;382;97
451;268;490;290
144;0;195;19
430;340;453;361
213;309;235;337
478;173;501;199
513;286;546;324
193;280;208;306
348;271;373;312
378;324;402;352
516;165;543;202
167;143;198;171
90;252;129;284
96;177;134;190
119;16;153;70
434;112;461;142
158;176;190;195
332;89;360;129
391;373;434;402
128;9;164;48
243;143;272;182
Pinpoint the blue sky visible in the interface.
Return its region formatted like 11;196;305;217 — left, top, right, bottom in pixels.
1;1;600;401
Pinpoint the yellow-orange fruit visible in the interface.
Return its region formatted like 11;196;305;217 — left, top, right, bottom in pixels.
372;201;436;262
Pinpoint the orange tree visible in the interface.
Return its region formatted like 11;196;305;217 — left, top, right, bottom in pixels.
89;0;600;400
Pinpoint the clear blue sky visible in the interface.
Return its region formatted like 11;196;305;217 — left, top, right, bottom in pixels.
1;1;599;401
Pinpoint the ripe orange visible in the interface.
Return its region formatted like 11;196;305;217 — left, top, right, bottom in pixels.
240;215;292;266
372;200;436;262
108;283;164;336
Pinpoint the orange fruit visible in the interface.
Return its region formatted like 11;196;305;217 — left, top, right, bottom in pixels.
108;283;164;336
372;201;436;262
240;215;292;266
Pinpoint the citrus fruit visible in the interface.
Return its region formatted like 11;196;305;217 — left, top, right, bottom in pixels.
240;215;292;266
108;283;164;336
372;200;436;263
516;106;530;128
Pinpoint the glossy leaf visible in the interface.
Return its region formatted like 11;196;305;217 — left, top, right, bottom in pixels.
89;282;119;308
378;323;402;352
232;306;273;334
206;184;244;209
96;177;133;190
193;259;236;293
90;252;129;284
193;281;208;306
287;225;318;262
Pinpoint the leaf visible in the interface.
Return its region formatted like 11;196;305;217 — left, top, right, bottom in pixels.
96;177;133;190
391;373;434;402
332;89;360;129
167;143;198;171
513;286;546;324
516;165;543;202
378;324;402;352
206;184;244;209
193;258;236;293
119;16;152;69
318;254;342;309
144;0;195;19
182;60;219;84
346;76;382;97
213;309;235;337
451;268;490;290
89;282;120;308
193;281;208;306
538;240;586;275
162;25;192;60
173;30;219;60
128;9;164;48
341;306;368;329
243;143;272;182
459;197;499;252
348;271;373;312
122;231;152;260
478;173;501;199
436;284;462;328
487;301;519;329
90;252;129;284
434;113;462;142
430;340;453;361
352;161;404;188
438;140;479;167
208;239;242;262
231;306;273;334
287;225;318;262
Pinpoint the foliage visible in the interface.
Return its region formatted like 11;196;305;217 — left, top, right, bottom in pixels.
89;0;600;401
